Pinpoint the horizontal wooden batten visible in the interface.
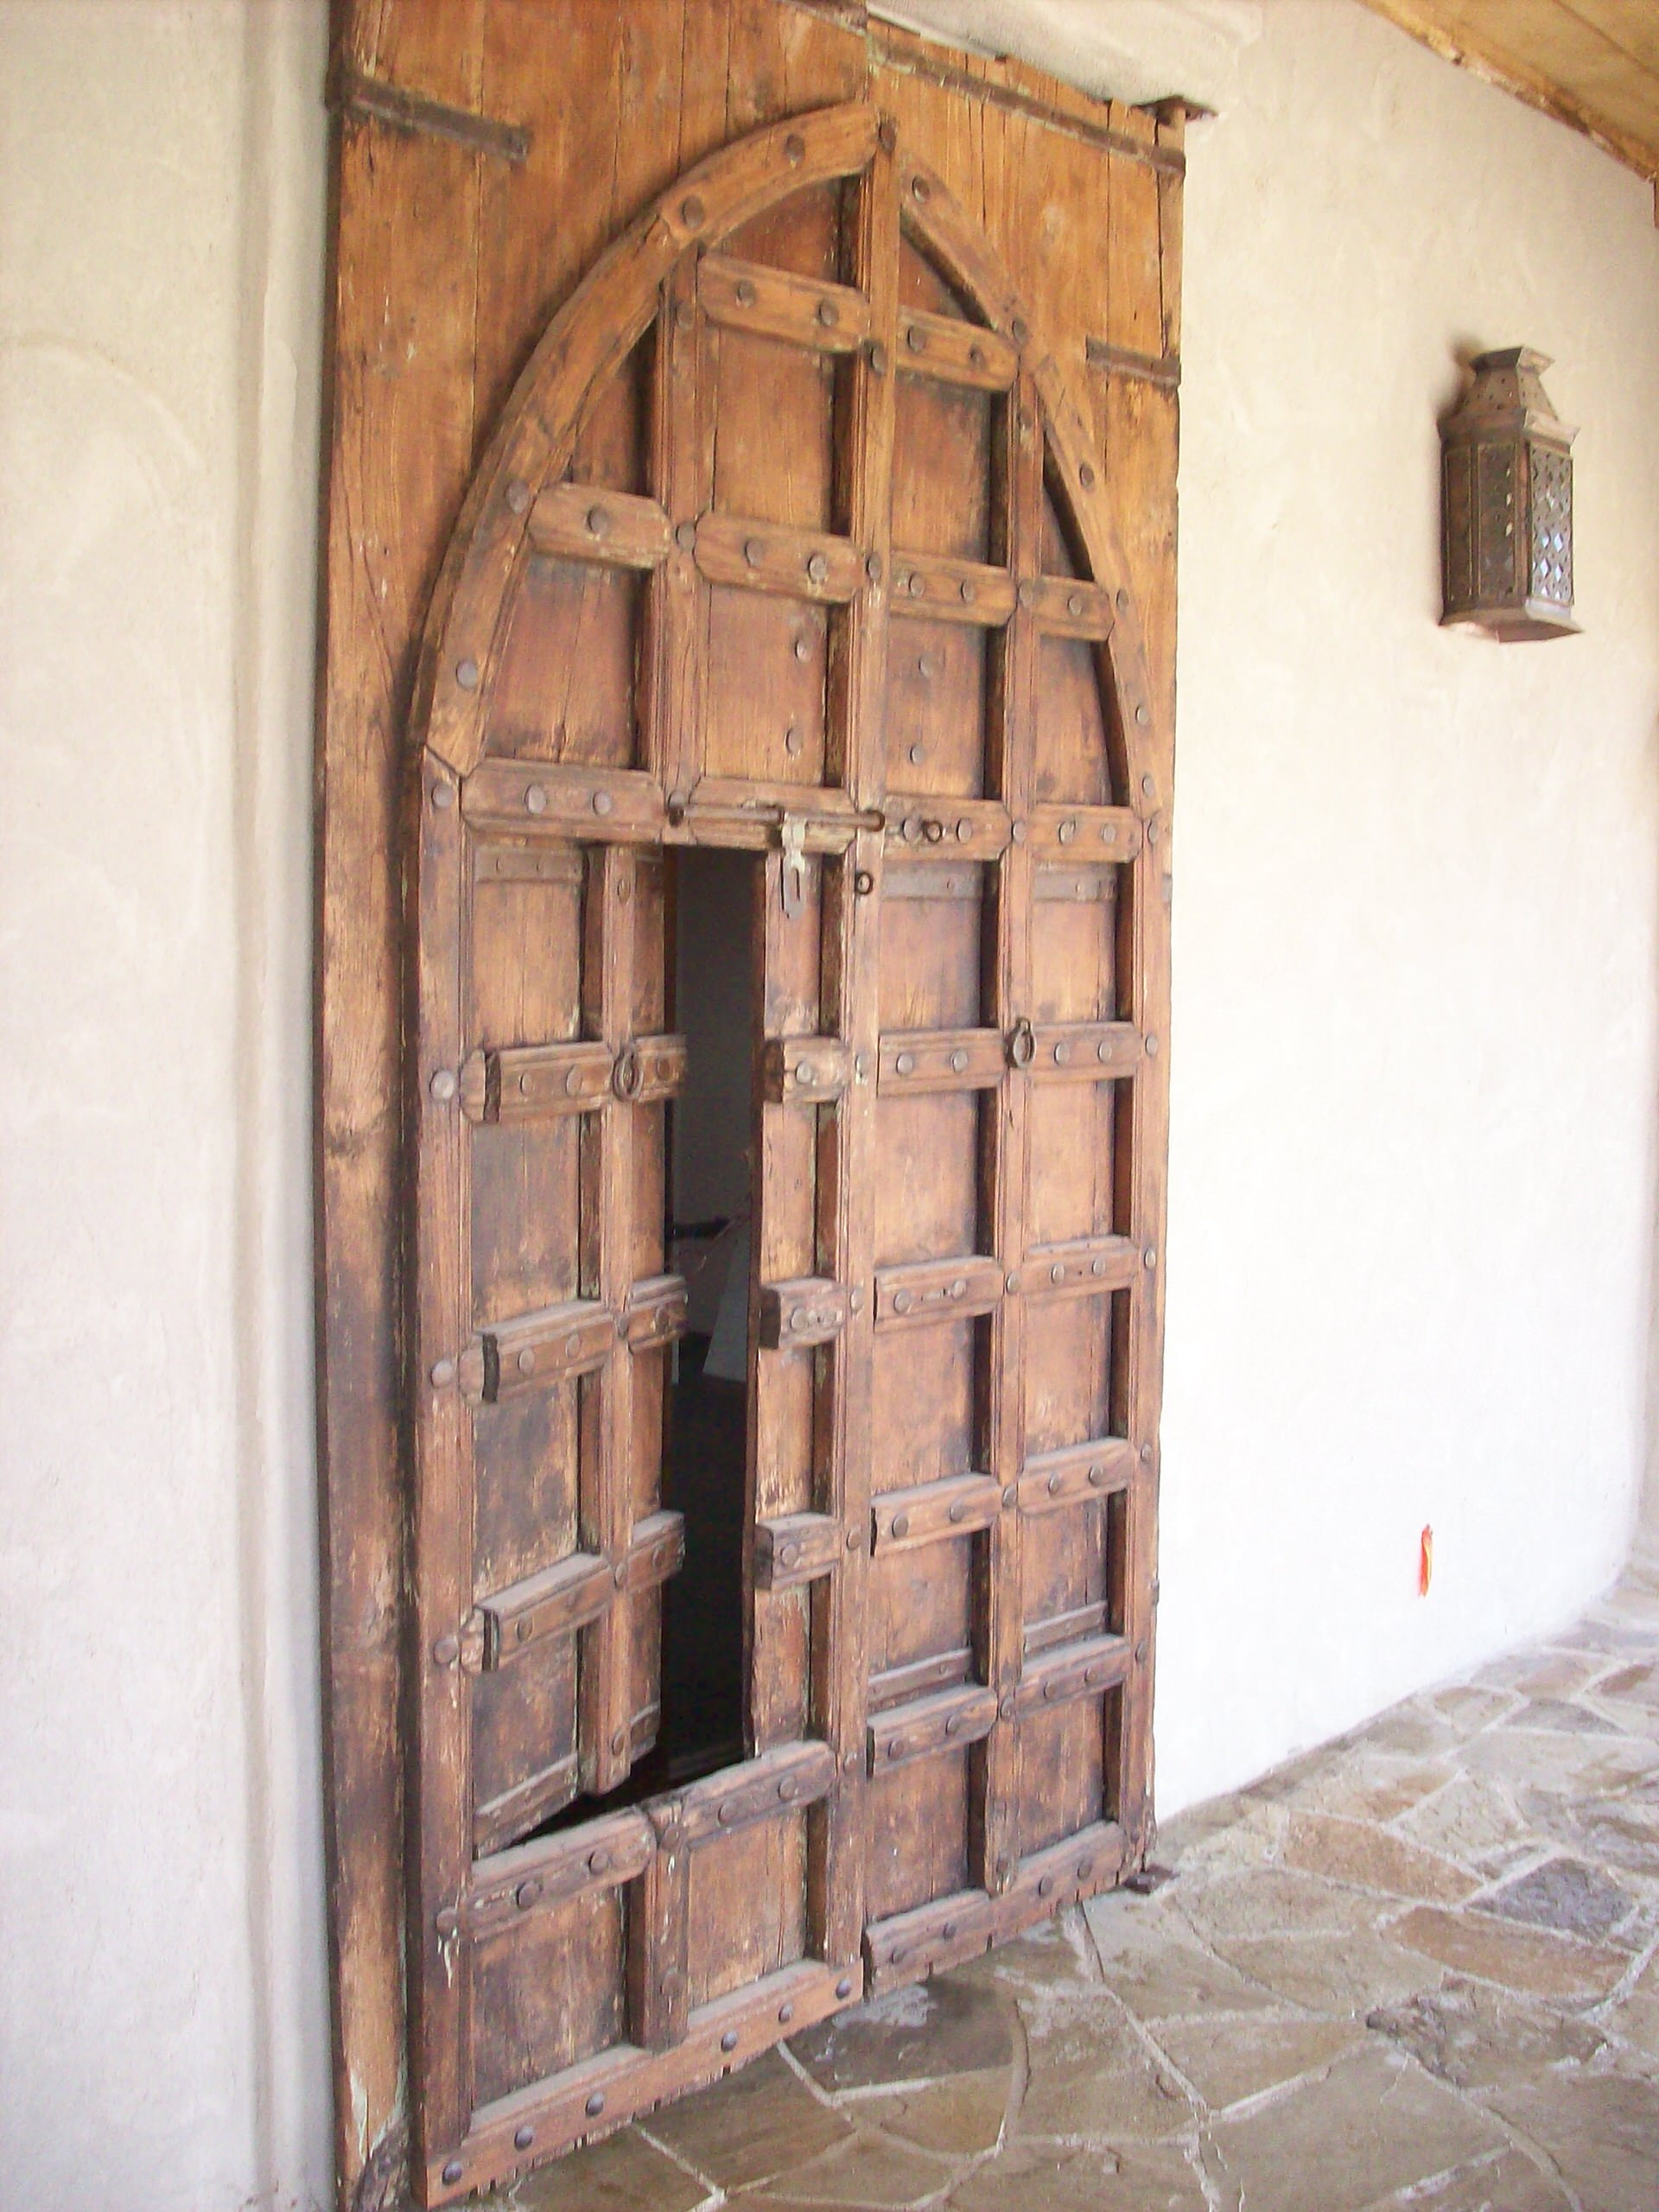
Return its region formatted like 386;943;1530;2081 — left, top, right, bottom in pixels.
883;795;1008;861
883;859;988;901
862;1886;996;1993
460;1807;655;1935
868;1646;974;1713
460;1297;614;1404
868;1681;998;1773
1030;1022;1141;1082
472;1758;581;1862
469;1510;686;1671
700;250;870;353
871;1471;1001;1553
679;1739;836;1846
760;1035;852;1103
753;1510;842;1592
1018;1235;1138;1300
896;307;1017;391
874;1254;1003;1329
462;762;664;841
1012;1631;1131;1718
1019;1437;1135;1516
1024;1599;1109;1659
528;481;671;568
462;1034;685;1122
473;842;585;887
1027;804;1141;863
877;1026;1003;1094
759;1275;852;1349
1006;1821;1130;1917
620;1274;689;1350
444;1961;852;2203
1024;573;1115;638
695;512;864;603
889;550;1016;626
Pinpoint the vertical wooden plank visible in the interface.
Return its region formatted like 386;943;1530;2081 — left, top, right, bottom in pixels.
973;372;1041;1896
810;111;893;1972
579;843;642;1796
319;3;485;2201
627;1798;690;2050
646;253;715;804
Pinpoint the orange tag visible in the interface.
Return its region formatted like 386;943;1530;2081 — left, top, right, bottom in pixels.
1419;1525;1433;1598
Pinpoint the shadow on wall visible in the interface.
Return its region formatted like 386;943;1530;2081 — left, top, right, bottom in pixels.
1646;709;1659;1554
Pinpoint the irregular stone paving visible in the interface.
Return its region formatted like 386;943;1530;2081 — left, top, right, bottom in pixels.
490;1552;1659;2211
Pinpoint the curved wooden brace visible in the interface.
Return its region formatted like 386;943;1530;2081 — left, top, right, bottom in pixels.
412;99;1160;814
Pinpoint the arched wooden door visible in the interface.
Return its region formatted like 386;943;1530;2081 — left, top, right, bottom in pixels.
408;99;1166;2204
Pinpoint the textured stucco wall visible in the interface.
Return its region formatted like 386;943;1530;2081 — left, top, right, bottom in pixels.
1;3;1656;2207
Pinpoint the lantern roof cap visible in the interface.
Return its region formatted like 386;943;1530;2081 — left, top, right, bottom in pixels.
1446;346;1576;447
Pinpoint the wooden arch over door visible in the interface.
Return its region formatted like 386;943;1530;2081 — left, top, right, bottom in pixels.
317;11;1181;2209
404;94;1169;2203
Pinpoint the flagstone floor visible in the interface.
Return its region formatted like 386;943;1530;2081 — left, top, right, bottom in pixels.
497;1552;1659;2212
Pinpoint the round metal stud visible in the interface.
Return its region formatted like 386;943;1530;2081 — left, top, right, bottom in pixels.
735;276;756;307
1005;1273;1019;1294
1135;702;1149;725
1116;588;1129;613
867;553;882;584
999;1694;1014;1720
1012;316;1028;346
847;1526;861;1554
1018;580;1035;609
721;2029;740;2053
911;174;931;202
1078;461;1096;488
1052;1041;1069;1066
676;520;696;553
950;1277;967;1298
786;130;807;163
505;477;531;515
969;344;985;370
593;789;613;816
1038;1873;1055;1898
909;744;925;766
1089;1463;1105;1488
1078;1856;1095;1880
950;1049;967;1072
1136;1638;1148;1664
610;1726;626;1755
779;1775;798;1802
1146;1033;1160;1056
515;1620;532;1645
515;1877;542;1910
807;550;829;585
717;1799;735;1826
1068;592;1084;617
430;1357;455;1389
681;194;705;228
869;341;888;377
676;298;695;331
906;324;926;353
515;2125;536;2151
1096;1039;1113;1064
429;1067;458;1103
1011;819;1027;843
878;117;898;153
455;656;480;690
957;819;972;842
855;869;874;896
586;505;610;539
779;2000;796;2024
894;1051;915;1076
948;1500;966;1524
908;571;925;598
925;818;944;842
613;1562;627;1589
817;299;839;329
779;1542;801;1571
893;1288;913;1315
836;1977;855;2000
433;1632;460;1667
745;537;765;568
892;1510;911;1538
945;1713;963;1738
1048;1471;1063;1496
794;632;813;663
1091;1256;1106;1276
668;798;687;827
517;1347;535;1374
1001;1483;1018;1508
588;1848;611;1877
1141;774;1155;798
785;724;804;757
1051;1262;1065;1284
960;577;976;605
586;2092;606;2119
1140;1443;1154;1464
443;2161;464;2186
525;784;548;815
430;780;454;809
1144;1245;1158;1270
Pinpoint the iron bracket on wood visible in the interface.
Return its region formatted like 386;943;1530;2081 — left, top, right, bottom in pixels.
326;59;531;165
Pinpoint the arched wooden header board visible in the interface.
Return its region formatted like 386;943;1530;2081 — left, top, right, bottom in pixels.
318;10;1181;2208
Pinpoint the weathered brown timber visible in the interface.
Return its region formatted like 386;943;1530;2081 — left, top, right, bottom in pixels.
318;6;1179;2205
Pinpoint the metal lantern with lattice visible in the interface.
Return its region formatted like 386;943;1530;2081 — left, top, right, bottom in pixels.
1441;347;1578;640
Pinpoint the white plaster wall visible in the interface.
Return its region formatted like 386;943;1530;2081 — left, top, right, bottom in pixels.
0;3;330;2208
3;2;1657;2206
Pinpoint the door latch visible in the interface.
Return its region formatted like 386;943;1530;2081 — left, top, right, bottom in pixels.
779;816;807;919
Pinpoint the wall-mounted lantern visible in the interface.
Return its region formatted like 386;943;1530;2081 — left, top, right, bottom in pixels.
1440;347;1577;639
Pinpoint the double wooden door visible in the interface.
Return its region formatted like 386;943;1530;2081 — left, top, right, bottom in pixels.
404;89;1167;2210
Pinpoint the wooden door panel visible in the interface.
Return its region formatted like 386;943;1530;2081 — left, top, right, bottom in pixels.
324;22;1179;2200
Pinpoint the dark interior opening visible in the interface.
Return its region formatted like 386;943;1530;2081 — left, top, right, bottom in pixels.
658;848;756;1783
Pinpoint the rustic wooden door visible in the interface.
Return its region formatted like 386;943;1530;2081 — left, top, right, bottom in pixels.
404;92;1168;2202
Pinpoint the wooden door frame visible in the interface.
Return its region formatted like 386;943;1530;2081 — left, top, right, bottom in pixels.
315;8;1184;2206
